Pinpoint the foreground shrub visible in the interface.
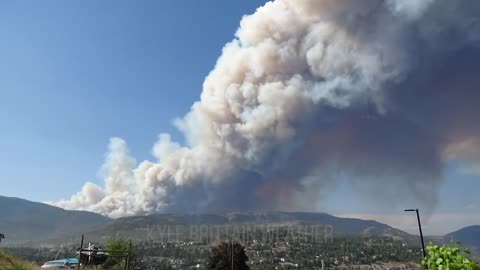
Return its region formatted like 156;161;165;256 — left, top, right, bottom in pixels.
0;249;39;270
422;244;480;270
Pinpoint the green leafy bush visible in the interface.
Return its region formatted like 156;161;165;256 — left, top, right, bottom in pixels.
423;244;480;270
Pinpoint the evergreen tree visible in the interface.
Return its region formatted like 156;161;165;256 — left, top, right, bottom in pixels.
207;241;250;270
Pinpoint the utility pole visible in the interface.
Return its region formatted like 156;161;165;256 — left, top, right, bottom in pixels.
231;239;234;270
77;235;84;270
405;209;427;258
124;241;132;270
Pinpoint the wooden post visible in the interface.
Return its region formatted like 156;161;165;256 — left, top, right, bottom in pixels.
128;241;132;269
77;235;84;270
124;241;132;270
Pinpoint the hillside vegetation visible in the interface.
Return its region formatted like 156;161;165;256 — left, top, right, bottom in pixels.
0;249;39;270
0;195;110;244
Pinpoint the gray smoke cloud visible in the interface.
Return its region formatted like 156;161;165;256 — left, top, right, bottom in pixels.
54;0;480;218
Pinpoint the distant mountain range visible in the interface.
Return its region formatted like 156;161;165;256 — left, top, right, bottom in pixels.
0;195;478;251
445;225;480;250
0;196;109;245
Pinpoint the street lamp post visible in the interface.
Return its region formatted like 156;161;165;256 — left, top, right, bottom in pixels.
405;209;427;258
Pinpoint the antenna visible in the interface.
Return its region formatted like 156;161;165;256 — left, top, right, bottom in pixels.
54;244;64;260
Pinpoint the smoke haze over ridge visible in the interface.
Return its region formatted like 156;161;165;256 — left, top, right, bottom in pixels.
54;0;480;218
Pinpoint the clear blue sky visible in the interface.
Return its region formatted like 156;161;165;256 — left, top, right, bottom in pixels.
0;0;267;200
0;0;478;234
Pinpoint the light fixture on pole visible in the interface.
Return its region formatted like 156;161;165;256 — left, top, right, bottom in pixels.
405;209;427;258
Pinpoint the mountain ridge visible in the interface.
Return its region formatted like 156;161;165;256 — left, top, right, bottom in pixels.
0;195;110;245
0;195;478;249
445;225;480;249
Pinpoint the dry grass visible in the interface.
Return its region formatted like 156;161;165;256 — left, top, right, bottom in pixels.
0;249;40;270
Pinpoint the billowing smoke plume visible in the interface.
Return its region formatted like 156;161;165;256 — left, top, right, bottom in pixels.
55;0;480;218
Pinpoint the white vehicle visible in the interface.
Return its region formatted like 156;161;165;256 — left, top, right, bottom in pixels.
41;259;77;269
